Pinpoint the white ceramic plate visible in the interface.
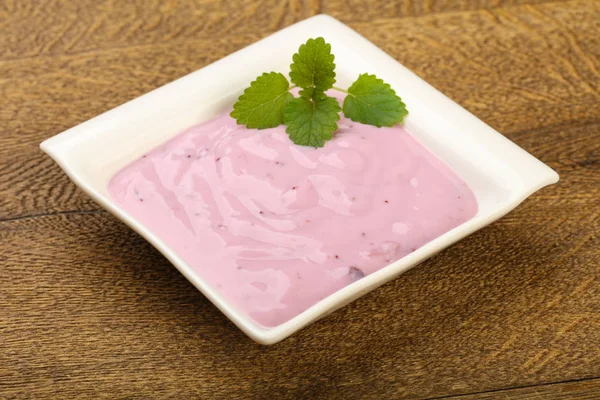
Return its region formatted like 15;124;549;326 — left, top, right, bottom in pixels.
41;15;558;344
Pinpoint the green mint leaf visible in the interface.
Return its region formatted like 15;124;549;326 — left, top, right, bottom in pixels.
299;87;314;99
342;73;408;127
283;94;341;147
231;72;294;129
289;37;336;93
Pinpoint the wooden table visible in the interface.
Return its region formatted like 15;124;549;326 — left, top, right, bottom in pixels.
2;1;599;398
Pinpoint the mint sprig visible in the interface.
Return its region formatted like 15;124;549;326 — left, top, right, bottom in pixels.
230;72;293;129
289;37;336;96
284;93;341;148
231;38;408;147
343;74;408;127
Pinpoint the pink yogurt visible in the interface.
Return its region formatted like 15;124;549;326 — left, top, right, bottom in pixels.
109;97;477;327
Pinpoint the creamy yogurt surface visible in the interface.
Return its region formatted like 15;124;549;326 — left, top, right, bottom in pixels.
109;98;478;327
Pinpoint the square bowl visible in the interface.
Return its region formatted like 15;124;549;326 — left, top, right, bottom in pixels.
41;15;558;345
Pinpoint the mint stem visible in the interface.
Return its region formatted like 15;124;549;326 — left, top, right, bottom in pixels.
331;86;349;94
288;85;348;94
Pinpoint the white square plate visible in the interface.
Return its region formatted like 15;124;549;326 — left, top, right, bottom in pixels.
41;15;558;344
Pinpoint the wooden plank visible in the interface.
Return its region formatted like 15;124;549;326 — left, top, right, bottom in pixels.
1;0;600;397
324;0;564;22
440;378;600;399
1;178;598;398
1;1;598;220
1;0;566;60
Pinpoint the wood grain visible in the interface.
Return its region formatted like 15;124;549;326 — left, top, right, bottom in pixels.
441;378;600;399
1;0;599;398
1;0;569;60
